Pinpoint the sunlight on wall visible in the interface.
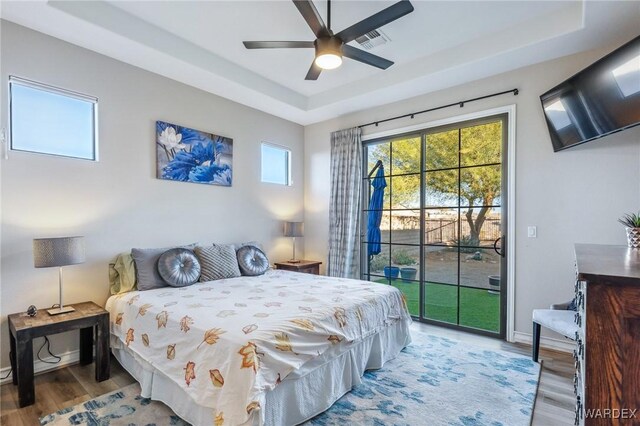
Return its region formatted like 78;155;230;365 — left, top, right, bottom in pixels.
305;151;330;215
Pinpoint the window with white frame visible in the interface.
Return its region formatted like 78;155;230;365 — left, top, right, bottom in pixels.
261;142;291;185
9;76;98;160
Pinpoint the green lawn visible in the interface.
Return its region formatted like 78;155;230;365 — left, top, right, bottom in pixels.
376;279;500;333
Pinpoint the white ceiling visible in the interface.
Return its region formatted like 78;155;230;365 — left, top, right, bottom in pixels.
107;0;571;97
1;1;639;125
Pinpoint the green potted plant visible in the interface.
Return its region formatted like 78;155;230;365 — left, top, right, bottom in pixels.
393;249;417;282
619;211;640;248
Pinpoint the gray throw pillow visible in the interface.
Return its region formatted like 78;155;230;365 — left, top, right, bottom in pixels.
237;245;269;276
195;244;241;282
132;243;196;291
158;248;201;287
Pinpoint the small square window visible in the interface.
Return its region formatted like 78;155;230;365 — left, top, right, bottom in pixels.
9;76;98;161
261;142;291;186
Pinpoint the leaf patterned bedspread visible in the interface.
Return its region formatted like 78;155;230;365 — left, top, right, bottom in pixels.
106;269;411;425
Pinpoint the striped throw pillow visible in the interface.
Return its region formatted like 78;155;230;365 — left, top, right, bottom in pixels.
195;244;241;282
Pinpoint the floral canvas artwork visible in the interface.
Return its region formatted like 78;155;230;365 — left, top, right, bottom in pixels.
156;121;232;186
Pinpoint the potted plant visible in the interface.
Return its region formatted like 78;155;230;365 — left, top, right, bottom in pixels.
619;211;640;248
393;249;418;282
383;265;400;279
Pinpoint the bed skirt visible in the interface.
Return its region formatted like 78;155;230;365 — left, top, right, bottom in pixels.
112;318;411;426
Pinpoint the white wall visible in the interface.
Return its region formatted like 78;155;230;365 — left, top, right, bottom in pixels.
304;43;640;341
0;21;304;368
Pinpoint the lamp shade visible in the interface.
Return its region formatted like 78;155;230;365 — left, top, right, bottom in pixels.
283;222;304;238
33;236;86;268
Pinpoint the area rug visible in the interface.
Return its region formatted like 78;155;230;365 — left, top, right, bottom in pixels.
41;330;540;426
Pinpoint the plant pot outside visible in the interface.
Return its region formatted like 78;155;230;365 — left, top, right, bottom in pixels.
626;227;640;248
384;266;400;280
488;275;501;295
400;267;417;282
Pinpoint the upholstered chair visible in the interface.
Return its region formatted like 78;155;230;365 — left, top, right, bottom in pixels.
532;301;579;362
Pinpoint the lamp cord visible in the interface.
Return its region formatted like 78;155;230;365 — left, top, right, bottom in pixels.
2;304;64;380
39;304;63;364
37;336;62;364
0;336;61;380
0;368;11;380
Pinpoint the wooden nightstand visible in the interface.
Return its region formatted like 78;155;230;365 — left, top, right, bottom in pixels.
7;301;110;407
274;260;322;275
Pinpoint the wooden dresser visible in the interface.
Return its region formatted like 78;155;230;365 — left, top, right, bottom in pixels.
574;244;640;425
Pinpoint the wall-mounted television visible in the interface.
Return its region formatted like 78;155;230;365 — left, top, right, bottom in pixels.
540;35;640;152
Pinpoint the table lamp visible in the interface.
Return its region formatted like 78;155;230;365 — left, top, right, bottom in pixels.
283;222;303;263
33;236;85;315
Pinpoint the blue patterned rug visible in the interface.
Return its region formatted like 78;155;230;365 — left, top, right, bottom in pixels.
308;332;540;426
41;330;540;426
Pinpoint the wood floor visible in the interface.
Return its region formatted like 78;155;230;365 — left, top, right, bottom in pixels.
0;322;575;425
0;356;135;426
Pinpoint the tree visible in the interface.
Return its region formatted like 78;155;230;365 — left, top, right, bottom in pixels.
367;122;502;246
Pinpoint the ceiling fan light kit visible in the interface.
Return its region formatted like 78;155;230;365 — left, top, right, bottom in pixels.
243;0;414;80
314;37;343;69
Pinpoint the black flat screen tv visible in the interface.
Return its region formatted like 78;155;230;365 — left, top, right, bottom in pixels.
540;35;640;152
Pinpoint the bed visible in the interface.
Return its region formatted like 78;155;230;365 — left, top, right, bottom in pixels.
106;269;412;425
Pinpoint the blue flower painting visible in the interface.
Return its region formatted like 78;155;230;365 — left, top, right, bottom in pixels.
156;121;232;186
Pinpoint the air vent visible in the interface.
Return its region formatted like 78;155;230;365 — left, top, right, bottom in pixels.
354;29;390;50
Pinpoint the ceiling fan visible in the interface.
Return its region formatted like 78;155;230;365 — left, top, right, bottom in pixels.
243;0;414;80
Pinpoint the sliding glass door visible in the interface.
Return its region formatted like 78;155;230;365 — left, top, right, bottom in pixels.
362;114;507;337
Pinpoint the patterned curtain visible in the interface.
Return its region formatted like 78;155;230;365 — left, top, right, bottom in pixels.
328;127;362;278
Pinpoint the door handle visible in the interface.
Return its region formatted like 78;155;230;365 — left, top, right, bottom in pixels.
493;236;505;257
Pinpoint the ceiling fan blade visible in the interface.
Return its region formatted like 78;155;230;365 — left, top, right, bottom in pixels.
293;0;329;38
305;61;322;80
336;0;414;44
243;41;315;49
343;45;393;70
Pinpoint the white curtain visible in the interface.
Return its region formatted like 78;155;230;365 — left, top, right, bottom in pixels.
328;127;362;278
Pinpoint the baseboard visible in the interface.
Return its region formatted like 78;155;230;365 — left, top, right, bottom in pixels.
0;349;80;385
513;331;575;353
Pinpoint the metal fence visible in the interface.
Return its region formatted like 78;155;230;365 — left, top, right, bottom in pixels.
376;213;501;245
425;218;501;244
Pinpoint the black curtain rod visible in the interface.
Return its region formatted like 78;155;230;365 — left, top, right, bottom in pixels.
358;88;519;129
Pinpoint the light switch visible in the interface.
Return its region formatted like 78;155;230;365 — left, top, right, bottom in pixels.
527;226;537;238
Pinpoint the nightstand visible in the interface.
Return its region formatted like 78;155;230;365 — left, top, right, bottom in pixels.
274;260;322;275
7;301;110;407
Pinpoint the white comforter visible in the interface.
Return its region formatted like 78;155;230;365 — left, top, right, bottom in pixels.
106;269;411;425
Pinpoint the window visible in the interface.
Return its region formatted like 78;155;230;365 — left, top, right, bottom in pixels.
9;76;98;160
261;142;291;185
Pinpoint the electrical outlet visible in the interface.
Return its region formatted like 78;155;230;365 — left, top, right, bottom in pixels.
527;226;537;238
